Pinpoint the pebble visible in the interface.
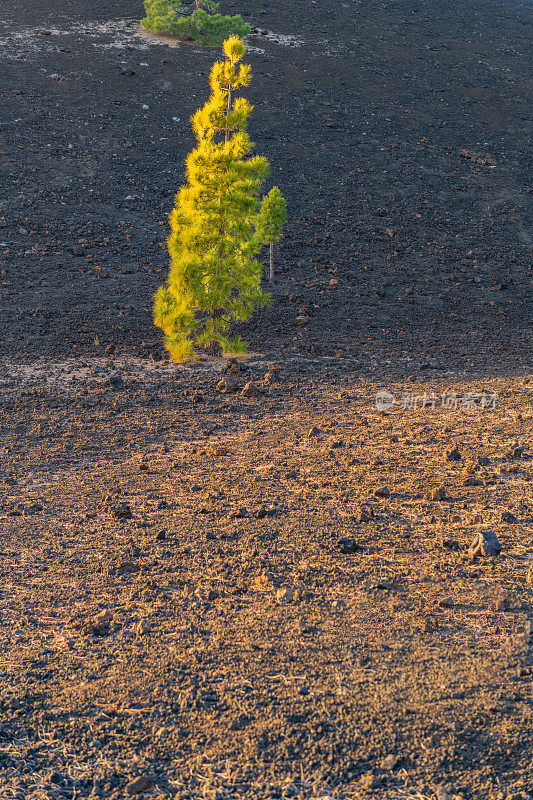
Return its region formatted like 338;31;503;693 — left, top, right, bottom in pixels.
380;754;399;770
253;573;276;591
207;444;228;457
491;595;510;612
216;375;240;393
438;597;455;609
469;530;501;558
137;619;152;635
445;447;462;461
225;357;241;374
87;608;112;636
356;505;373;522
358;772;380;790
276;587;295;604
108;373;124;390
462;461;478;475
241;381;260;397
112;502;132;520
336;537;360;554
425;485;446;501
126;776;153;795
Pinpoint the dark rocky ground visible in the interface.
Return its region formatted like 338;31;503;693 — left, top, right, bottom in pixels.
0;1;532;799
0;0;531;370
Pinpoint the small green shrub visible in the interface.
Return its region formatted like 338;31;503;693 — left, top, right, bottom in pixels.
141;0;251;46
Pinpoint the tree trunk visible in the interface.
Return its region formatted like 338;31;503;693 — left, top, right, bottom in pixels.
269;242;274;283
206;308;223;356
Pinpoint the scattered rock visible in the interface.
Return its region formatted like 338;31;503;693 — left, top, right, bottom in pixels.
469;530;502;558
374;485;390;498
363;579;391;591
225;357;241;375
207;443;228;457
491;594;510;612
276;587;295;604
88;608;112;636
336;537;361;554
307;425;321;438
241;381;261;397
136;618;152;635
464;476;482;487
126;776;153;796
459;148;497;166
358;772;381;790
228;507;249;519
445;447;462;461
442;539;461;551
112;502;133;520
505;445;524;460
108;373;124;390
501;511;517;523
253;504;278;519
155;529;166;542
118;561;141;575
438;596;455;609
425;485;446;501
216;375;240;393
380;754;399;771
355;505;373;522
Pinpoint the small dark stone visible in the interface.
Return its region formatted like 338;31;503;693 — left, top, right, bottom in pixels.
108;373;124;390
112;502;132;520
445;447;462;461
336;537;361;554
469;530;502;558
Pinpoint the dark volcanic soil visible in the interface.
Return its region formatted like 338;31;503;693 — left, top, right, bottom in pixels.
0;0;531;369
0;2;533;800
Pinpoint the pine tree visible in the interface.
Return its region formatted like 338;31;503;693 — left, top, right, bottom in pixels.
257;186;287;283
153;36;287;362
141;0;250;46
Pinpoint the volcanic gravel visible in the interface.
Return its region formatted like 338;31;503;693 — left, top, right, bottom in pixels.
0;0;531;370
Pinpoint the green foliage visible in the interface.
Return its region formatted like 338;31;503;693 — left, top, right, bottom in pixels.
141;0;251;45
153;37;287;362
257;187;287;245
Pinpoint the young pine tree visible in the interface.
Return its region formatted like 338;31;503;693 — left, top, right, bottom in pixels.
256;186;287;283
153;36;286;362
